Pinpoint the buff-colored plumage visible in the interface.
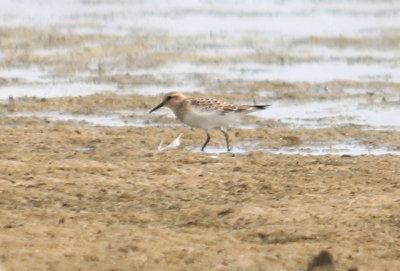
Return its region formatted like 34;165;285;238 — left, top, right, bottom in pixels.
186;98;263;114
149;92;270;151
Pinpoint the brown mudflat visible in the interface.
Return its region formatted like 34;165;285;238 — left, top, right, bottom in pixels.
0;115;399;271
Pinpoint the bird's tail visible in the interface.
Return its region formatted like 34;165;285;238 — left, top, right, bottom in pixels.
235;104;271;113
251;104;271;110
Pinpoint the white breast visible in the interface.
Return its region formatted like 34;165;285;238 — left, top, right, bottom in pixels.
182;111;238;130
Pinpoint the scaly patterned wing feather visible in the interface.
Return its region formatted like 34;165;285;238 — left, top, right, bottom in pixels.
188;98;269;115
188;98;246;114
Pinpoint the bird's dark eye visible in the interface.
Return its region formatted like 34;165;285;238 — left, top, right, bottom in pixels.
166;96;172;100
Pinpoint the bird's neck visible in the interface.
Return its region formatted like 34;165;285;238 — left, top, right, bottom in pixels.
171;102;187;122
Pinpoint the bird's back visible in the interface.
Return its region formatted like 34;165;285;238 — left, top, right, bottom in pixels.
187;98;269;115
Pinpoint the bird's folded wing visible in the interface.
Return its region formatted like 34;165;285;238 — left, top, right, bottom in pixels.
189;98;249;115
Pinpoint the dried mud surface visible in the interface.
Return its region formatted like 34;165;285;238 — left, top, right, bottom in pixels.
0;26;400;271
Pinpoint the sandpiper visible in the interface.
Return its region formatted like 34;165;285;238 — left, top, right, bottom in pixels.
149;92;270;152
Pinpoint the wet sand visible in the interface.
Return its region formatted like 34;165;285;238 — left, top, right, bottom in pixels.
1;1;400;270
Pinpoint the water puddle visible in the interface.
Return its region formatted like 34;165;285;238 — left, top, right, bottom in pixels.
34;47;73;57
0;83;116;100
133;61;400;83
6;110;181;128
1;0;399;36
192;141;400;156
0;67;48;83
72;146;94;152
9;111;148;127
196;46;254;58
293;45;400;60
117;83;205;96
268;141;400;156
189;141;256;154
253;99;400;130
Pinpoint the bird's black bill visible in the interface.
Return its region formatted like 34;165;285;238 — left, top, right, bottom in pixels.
149;102;165;113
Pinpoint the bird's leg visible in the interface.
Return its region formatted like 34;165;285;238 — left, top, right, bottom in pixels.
220;128;231;152
201;130;211;152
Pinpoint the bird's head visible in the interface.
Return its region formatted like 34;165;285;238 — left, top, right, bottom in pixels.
149;92;187;113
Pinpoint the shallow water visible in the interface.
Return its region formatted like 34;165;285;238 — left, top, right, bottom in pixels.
9;109;399;156
191;140;400;156
9;111;147;127
8;95;400;132
268;141;400;156
0;67;47;83
119;84;205;96
1;1;400;99
131;61;400;83
1;59;399;101
0;83;116;100
294;45;400;60
253;99;400;130
2;0;400;37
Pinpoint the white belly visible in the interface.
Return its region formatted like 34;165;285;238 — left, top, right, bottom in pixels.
182;111;238;130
